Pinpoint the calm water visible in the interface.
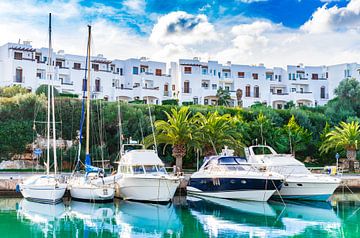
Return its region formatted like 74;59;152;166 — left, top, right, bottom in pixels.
0;193;359;238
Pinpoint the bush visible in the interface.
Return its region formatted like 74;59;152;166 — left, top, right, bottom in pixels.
161;99;178;105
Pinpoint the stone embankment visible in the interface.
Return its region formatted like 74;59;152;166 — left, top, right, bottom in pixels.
1;172;360;196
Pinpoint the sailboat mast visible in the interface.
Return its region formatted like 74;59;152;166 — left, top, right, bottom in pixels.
49;13;58;176
85;25;91;163
46;13;52;175
117;100;123;158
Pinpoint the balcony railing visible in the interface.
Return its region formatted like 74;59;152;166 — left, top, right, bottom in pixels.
13;76;25;83
61;81;74;85
182;88;192;94
143;87;159;90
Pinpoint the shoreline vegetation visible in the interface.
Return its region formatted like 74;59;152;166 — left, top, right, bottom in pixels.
0;78;359;171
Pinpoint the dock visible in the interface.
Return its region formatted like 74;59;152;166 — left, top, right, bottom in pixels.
1;172;360;196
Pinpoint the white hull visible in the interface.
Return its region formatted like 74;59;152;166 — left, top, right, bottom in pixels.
277;178;340;201
19;175;66;204
187;187;276;202
68;176;115;202
116;175;180;202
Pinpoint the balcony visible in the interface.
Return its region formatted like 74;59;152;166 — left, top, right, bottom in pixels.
13;76;25;83
163;91;170;96
182;88;192;94
61;81;74;85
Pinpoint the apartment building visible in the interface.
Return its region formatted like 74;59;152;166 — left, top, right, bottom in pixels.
0;41;359;108
0;42;172;104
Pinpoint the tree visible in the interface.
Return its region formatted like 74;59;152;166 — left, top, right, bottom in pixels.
146;107;195;171
249;112;276;146
193;111;244;157
276;115;312;157
320;121;360;172
35;84;59;97
216;87;231;106
0;85;28;97
334;78;360;105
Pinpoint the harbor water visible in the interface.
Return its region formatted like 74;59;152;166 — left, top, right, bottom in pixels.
0;193;359;238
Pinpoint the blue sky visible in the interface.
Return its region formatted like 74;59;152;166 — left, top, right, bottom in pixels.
0;0;358;67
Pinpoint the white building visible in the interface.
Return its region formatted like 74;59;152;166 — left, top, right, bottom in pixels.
0;41;359;108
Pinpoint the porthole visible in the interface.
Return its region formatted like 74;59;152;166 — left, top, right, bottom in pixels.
241;180;247;184
284;183;289;186
230;180;236;184
297;183;303;187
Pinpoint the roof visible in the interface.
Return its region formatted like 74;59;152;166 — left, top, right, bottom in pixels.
119;150;164;166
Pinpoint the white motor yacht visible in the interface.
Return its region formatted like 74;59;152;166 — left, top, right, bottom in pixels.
115;144;181;203
187;155;284;202
245;145;341;201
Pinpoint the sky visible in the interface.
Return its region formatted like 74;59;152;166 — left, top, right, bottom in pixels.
0;0;359;67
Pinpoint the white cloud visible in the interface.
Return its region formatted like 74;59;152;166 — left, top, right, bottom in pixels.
122;0;146;15
149;11;218;46
302;0;360;33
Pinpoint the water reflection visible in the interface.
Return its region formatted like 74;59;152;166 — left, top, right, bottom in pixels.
6;194;360;237
187;196;342;237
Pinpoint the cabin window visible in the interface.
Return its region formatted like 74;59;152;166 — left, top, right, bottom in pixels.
144;165;158;173
132;165;144;174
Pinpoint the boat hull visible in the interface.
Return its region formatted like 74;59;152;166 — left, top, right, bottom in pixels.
19;176;67;204
187;177;283;202
116;176;180;203
69;185;115;202
187;188;276;202
273;180;340;201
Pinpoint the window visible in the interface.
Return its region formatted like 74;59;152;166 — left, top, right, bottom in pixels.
95;78;101;92
277;104;283;109
140;66;146;73
312;74;318;80
320;86;326;99
224;72;229;78
245;85;250;97
291;88;296;92
164;84;169;92
120;68;123;75
132;66;139;75
144;165;158;174
276;89;282;94
172;84;175;91
36;72;42;79
183;81;190;93
266;73;273;80
212;84;217;90
238;72;245;78
278;75;282;82
193;97;199;105
73;63;81;69
201;81;209;89
252;73;258;80
56;61;62;68
204;99;209;105
202;68;207;75
133;165;144;174
326;72;328;78
15;68;23;83
184;67;192;74
155;69;162;76
14;52;22;60
254;86;260;98
213;70;216;76
225;86;230;91
92;64;99;71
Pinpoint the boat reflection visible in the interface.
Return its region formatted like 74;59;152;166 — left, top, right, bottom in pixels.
67;200;117;235
187;196;342;237
17;199;66;235
115;200;182;237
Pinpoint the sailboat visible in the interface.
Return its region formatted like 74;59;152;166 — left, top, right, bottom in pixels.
18;13;67;204
67;25;118;202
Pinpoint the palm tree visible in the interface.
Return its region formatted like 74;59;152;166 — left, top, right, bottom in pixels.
320;121;360;172
194;111;244;157
216;87;231;106
146;106;195;171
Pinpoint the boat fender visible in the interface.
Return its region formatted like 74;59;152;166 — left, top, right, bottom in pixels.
15;184;20;193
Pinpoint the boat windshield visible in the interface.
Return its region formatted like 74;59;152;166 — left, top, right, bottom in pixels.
269;165;311;175
203;156;251;172
123;144;145;153
132;165;167;175
252;147;275;155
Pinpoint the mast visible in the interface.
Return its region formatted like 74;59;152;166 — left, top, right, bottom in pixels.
85;25;92;166
117;100;123;158
49;13;58;176
46;13;52;175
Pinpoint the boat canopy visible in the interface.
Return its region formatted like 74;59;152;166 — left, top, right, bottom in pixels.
119;150;164;166
246;145;304;167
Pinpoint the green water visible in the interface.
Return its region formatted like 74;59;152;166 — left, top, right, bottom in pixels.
0;193;359;238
